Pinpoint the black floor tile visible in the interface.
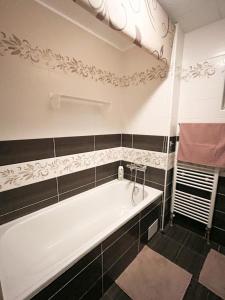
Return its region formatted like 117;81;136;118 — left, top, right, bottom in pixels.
100;294;111;300
174;246;205;279
184;231;219;257
184;279;222;300
106;283;131;300
219;245;225;255
164;224;191;245
183;280;211;300
148;232;182;262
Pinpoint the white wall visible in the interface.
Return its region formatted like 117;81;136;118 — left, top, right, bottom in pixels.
0;0;124;140
0;0;178;140
121;50;171;136
178;18;225;124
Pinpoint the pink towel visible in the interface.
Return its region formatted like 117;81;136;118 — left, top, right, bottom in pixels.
178;123;225;168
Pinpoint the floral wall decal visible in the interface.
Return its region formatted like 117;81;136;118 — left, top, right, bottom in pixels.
181;61;216;81
0;31;169;87
74;0;175;65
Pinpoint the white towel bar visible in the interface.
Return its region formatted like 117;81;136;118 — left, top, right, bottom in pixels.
49;93;111;109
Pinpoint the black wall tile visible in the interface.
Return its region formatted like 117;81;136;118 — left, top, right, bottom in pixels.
81;278;102;300
0;139;54;166
59;183;95;201
122;134;132;148
33;244;101;299
211;226;225;246
133;135;165;152
102;215;139;250
176;183;211;200
0;196;58;225
103;241;138;293
217;176;225;195
168;136;176;153
139;230;149;251
58;168;95;195
136;177;164;191
140;205;160;234
214;193;225;213
103;224;139;272
174;213;205;236
165;183;173;200
54;136;94;156
0;179;58;216
96;161;120;181
95;134;121;150
140;196;162;218
166;168;174;185
137;167;166;185
164;197;171;218
51;256;102;300
213;210;225;230
96;174;118;186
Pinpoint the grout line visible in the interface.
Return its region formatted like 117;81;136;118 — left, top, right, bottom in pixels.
217;192;225;196
52;138;60;202
102;238;138;276
0;195;58;217
55;177;60;202
214;208;225;215
78;274;102;300
213;225;225;232
96;173;118;183
140;202;161;219
58;181;96;197
102;221;139;253
94;167;97;188
101;244;104;297
48;253;102;300
58;172;118;199
138;219;141;252
53;138;57;157
94;136;97;187
162;136;165;153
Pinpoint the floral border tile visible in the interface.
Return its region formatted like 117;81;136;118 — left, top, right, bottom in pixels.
122;147;168;169
0;147;173;192
0;157;57;192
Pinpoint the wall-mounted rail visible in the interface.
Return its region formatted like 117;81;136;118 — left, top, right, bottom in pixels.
49;93;111;109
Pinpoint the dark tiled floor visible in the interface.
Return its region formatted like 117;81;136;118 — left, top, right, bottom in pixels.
101;224;223;300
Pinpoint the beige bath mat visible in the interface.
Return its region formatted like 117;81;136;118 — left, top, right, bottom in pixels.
116;246;192;300
199;249;225;299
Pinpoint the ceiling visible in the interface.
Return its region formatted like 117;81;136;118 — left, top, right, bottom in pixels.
158;0;225;32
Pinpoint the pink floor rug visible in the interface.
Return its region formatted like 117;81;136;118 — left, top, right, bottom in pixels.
199;249;225;299
116;246;192;300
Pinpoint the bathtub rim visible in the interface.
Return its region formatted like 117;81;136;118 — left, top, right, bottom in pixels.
0;179;162;300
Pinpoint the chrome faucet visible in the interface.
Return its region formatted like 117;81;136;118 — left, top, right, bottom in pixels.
126;163;147;204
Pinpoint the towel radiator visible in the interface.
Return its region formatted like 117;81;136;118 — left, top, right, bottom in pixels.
170;162;219;243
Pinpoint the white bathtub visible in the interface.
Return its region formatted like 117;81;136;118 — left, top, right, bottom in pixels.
0;179;162;300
